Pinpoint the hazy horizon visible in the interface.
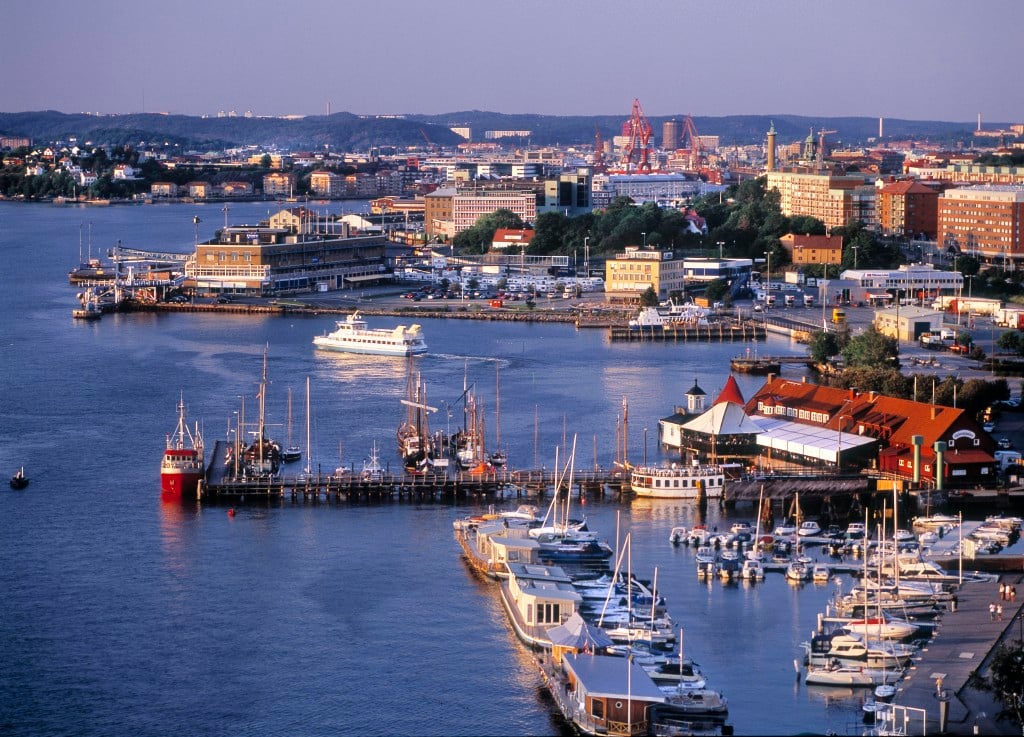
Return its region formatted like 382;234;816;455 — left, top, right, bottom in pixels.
4;0;1020;124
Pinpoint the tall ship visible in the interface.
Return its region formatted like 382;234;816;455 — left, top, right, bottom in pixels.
313;312;427;357
397;363;439;473
241;350;282;479
630;460;726;499
161;396;205;498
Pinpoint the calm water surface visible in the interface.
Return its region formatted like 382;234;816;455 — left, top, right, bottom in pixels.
1;201;881;736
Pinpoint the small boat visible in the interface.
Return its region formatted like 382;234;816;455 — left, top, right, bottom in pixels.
797;520;822;537
669;526;688;545
741;555;765;581
729;356;781;374
280;387;303;464
842;615;918;641
10;467;29;489
313;311;427;356
812;564;831;583
786;560;811;582
72;299;102;320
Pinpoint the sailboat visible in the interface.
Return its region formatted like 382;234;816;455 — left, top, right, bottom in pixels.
241;348;282;479
281;387;303;463
488;364;507;468
741;486;767;581
398;362;438;473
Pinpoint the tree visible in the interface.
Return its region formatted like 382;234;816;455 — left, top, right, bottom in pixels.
987;640;1024;730
807;330;843;364
639;286;659;306
841;325;898;368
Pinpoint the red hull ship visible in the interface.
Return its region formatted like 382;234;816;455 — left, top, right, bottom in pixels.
161;396;204;499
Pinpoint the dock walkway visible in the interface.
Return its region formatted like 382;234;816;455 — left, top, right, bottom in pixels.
893;570;1024;735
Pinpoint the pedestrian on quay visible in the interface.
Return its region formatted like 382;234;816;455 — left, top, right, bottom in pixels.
1012;586;1017;604
999;582;1006;600
997;602;1003;621
990;601;997;620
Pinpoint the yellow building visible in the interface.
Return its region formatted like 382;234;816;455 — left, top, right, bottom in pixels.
604;247;685;303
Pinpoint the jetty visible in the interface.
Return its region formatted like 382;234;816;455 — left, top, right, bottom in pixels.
198;440;625;503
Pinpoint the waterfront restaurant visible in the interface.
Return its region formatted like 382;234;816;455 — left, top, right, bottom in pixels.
745;378;996;486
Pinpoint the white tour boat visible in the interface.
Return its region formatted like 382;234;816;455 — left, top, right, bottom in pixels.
313;311;427;357
630;461;726;499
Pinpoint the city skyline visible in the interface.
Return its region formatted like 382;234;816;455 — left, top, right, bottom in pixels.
3;0;1021;125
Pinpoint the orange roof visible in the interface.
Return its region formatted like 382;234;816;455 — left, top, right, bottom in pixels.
714;375;745;406
745;377;982;450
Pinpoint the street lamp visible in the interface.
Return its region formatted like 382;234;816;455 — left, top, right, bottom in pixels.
584;236;590;277
764;250;771;306
717;241;724;260
643;427;648;466
852;244;858;269
641;232;647;248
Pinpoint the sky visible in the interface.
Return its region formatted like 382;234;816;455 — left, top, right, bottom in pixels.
3;0;1021;124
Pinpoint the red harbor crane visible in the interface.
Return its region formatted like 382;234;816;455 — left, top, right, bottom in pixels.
619;98;653;173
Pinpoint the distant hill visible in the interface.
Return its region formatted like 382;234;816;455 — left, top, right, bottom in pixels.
0;109;984;152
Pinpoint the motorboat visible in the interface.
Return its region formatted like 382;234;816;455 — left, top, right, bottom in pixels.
718;549;741;581
803;632;915;670
786;560;811;582
812;564;831;583
669;526;688;545
741;556;765;581
846;521;867;539
774;522;798;537
695;546;718;579
797;520;822;537
643;658;706;689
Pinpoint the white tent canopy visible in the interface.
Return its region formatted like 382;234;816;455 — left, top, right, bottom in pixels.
681;402;767;436
754;417;877;463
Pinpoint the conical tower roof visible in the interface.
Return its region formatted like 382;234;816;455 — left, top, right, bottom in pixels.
714;375;745;406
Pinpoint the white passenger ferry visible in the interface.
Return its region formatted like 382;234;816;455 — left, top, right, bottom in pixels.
313;311;427;356
629;461;726;499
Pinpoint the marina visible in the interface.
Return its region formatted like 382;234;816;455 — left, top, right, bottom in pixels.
5;201;1024;737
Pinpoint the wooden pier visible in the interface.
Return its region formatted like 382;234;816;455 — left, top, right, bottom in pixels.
609;320;766;342
198;441;624;503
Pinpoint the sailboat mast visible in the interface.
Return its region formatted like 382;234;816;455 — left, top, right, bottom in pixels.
305;375;311;475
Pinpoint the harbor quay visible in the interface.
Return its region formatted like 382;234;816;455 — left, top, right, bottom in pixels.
888;569;1024;736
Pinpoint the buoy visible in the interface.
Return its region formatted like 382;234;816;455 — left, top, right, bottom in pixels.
227;508;235;517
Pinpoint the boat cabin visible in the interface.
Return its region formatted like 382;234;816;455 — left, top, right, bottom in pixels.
505;563;582;646
560;653;667;736
471;522;541;576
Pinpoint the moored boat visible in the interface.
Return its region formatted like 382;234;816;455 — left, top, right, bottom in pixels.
630;460;726;499
160;396;205;499
313;311;427;356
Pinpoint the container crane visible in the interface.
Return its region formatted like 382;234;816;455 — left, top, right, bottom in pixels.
619;98;653;173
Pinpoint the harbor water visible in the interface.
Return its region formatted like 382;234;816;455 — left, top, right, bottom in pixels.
1;201;1005;736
